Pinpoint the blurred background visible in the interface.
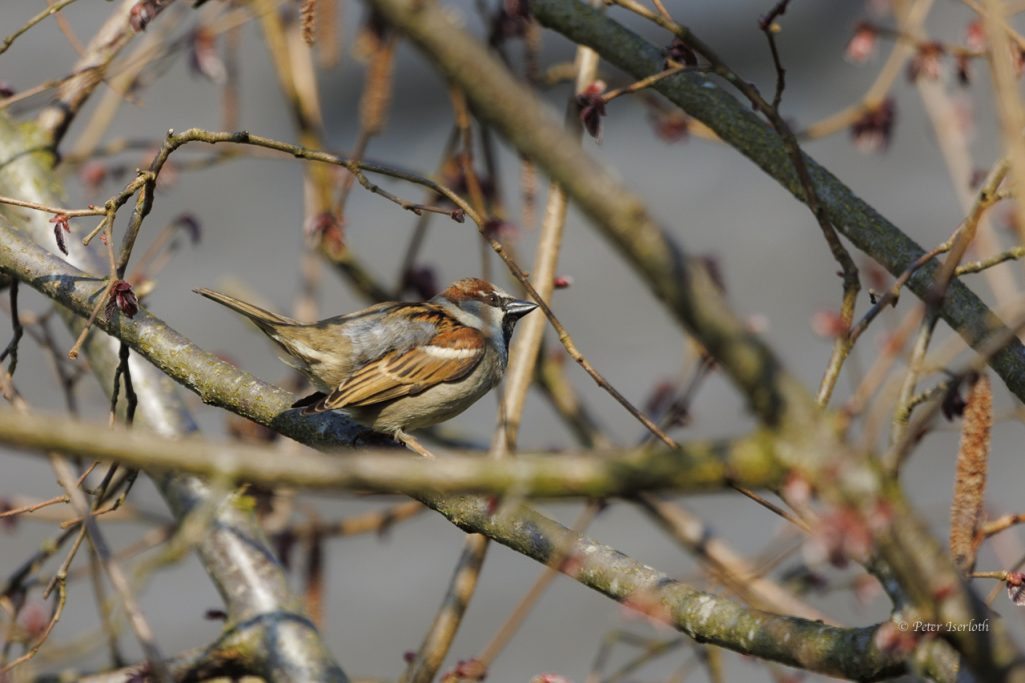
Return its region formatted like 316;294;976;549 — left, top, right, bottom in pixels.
2;1;1024;681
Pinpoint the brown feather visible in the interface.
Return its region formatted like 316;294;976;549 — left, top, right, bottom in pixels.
307;325;485;413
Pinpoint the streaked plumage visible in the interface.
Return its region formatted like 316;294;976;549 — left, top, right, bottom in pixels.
195;278;537;436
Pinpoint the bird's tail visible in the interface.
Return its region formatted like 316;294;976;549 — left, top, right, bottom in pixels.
193;288;297;330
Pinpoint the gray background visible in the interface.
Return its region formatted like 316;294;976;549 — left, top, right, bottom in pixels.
2;1;1024;681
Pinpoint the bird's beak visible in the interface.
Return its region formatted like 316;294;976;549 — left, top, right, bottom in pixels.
504;298;539;319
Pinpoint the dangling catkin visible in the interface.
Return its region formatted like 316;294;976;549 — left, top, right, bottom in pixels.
359;35;395;137
949;373;992;573
300;0;316;46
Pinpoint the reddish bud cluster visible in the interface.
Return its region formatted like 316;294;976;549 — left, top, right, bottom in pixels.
644;97;690;142
129;2;154;32
576;81;607;142
850;98;896;153
1007;572;1025;606
106;280;140;319
18;601;48;641
964;20;985;52
402;266;439;300
781;473;812;507
489;0;532;44
941;371;980;421
307;212;345;257
845;23;878;64
907;42;945;82
442;658;487;682
811;309;849;339
666;37;698;67
653;108;690;142
804;507;874;568
79;161;108;195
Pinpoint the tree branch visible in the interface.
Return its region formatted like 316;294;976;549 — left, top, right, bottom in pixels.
421;493;913;682
0;408;783;496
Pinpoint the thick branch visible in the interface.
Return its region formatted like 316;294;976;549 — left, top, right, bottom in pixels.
0;409;783;496
423;493;913;681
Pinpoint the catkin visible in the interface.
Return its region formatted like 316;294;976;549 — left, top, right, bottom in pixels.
300;0;316;46
949;373;992;573
359;36;395;136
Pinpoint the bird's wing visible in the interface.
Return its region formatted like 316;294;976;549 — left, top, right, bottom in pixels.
305;324;486;413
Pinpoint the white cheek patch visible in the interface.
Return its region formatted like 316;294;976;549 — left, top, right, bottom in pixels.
423;345;478;359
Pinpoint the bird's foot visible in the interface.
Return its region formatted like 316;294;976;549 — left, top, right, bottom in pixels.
394;429;436;459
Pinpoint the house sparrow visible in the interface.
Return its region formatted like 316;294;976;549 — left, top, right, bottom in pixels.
195;278;538;455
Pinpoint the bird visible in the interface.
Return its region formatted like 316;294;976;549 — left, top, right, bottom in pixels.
195;278;538;457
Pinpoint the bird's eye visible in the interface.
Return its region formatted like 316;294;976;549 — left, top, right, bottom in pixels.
487;292;501;307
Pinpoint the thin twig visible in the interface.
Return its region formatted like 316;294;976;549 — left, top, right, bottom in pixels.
980;513;1025;539
50;456;170;682
758;0;792;109
1;280;22;375
0;196;104;218
0;0;81;56
956;246;1025;276
847;243;947;346
66;279;115;360
283;501;425;540
601;62;687;103
0;493;69;519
